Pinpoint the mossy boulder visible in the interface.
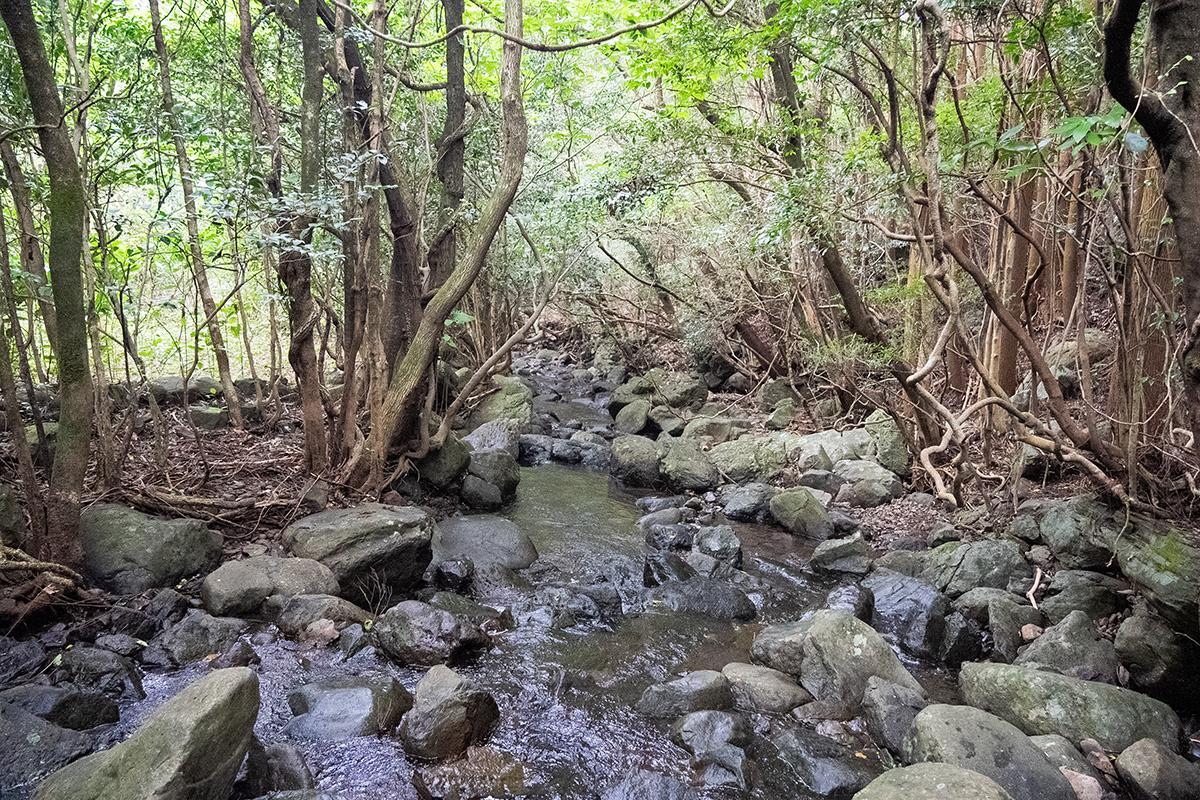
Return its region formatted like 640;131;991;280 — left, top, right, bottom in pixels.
769;488;833;539
80;504;222;594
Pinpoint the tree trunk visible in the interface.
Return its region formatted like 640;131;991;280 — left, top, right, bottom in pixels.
1;0;93;566
0;141;58;353
427;0;467;291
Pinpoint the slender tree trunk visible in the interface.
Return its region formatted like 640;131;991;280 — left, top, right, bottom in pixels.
427;0;467;290
0;141;58;352
148;0;243;427
1;0;93;566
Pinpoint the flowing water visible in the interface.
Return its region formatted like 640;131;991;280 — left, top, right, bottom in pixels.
97;463;955;799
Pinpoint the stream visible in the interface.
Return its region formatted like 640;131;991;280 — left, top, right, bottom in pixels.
94;462;958;799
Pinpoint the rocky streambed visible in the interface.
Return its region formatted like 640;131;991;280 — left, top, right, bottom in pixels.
2;349;1199;800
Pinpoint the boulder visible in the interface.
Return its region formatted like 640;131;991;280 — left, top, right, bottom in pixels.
861;570;947;659
148;374;221;404
1040;570;1126;624
692;525;741;566
433;515;537;570
710;435;788;483
0;703;93;794
35;668;259;800
863;410;910;476
414;435;471;489
720;482;776;521
651;577;756;621
832;459;903;508
671;710;752;790
462;419;521;458
1013;610;1119;683
682;416;734;444
860;676;927;755
771;726;883;799
188;405;228;430
1115;608;1199;709
1111;515;1200;633
154;611;248;665
987;596;1045;663
285;674;412;739
465;449;521;500
921;539;1032;598
468;376;533;428
276;594;370;637
614;398;651;435
659;438;719;491
0;637;46;685
635;671;733;718
373;600;488;665
766;398;796;430
1029;734;1105;784
902;704;1074;800
400;665;499;761
645;369;708;410
461;476;503;510
958;662;1183;753
758;379;799;410
241;739;314;797
79;504;222;594
811;533;871;575
769;488;834;539
954;587;1026;624
0;685;118;731
283;503;433;602
825;584;875;621
201;556;338;617
751;610;922;707
610;435;662;487
721;662;812;713
794;430;868;470
601;769;699;800
1115;738;1200;800
852;763;1016;800
1006;497;1114;570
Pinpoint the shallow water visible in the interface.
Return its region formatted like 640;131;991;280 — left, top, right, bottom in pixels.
94;464;956;799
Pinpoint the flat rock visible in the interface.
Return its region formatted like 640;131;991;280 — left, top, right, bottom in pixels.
201;556;338;617
432;516;537;570
286;674;412;740
721;662;812;713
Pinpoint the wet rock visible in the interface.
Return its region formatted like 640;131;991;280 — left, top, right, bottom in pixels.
720;482;776;521
466;448;520;499
902;704;1074;800
693;524;741;566
283;503;433;602
79;503;222;593
614;398;651;434
600;769;699;800
462;419;521;458
400;665;499;761
721;662;812;713
643;551;696;587
651;577;756;621
861;569;948;659
0;636;46;684
751;610;923;707
939;610;985;666
1115;607;1199;710
954;587;1026;624
57;646;143;699
635;670;734;717
824;584;874;621
610;435;662;487
1040;570;1126;624
35;667;259;800
637;505;686;527
861;676;927;755
853;763;1017;800
426;592;513;633
988;596;1045;663
644;523;694;551
286;674;412;740
276;594;370;637
517;433;554;465
433;559;475;592
242;739;314;797
1014;610;1119;683
770;726;882;799
659;438;719;491
1115;738;1200;800
433;515;537;570
769;488;834;539
461;475;503;510
201;556;338;617
0;684;118;730
811;533;871;575
832;459;903;507
672;710;753;790
413;745;526;799
959;661;1184;753
212;639;260;668
373;600;488;665
153;611;248;666
0;702;94;794
414;435;472;489
921;539;1033;598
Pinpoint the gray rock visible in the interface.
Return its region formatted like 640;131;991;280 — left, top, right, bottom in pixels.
517;433;554;465
758;379;799;410
466;449;520;499
614;398;651;434
644;369;708;410
659;438;719;491
824;585;874;621
601;769;699;800
285;674;412;739
0;637;46;685
242;739;314;797
682;416;734;445
0;702;94;794
710;435;788;483
1006;497;1114;570
861;569;948;659
468;376;533;428
373;600;488;665
55;646;141;699
0;685;117;731
1041;570;1126;624
79;503;222;594
831;459;903;508
751;610;922;707
721;662;812;713
188;405;228;430
35;668;259;800
693;525;741;566
1029;734;1104;783
462;419;521;458
954;587;1027;624
863;410;910;476
1014;610;1119;683
148;374;222;404
201;556;338;617
958;661;1184;753
921;539;1033;598
860;676;927;755
940;610;985;666
798;469;846;495
811;533;871;575
414;435;472;488
671;710;752;790
902;704;1074;800
155;611;249;665
610;435;662;487
720;482;776;521
276;594;370;637
766;399;796;430
651;577;756;621
400;665;499;761
635;671;733;717
461;475;503;510
988;596;1045;663
770;726;882;799
433;515;537;570
283;503;433;602
1115;608;1200;709
769;488;834;539
852;763;1017;800
1116;737;1200;800
643;551;696;587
